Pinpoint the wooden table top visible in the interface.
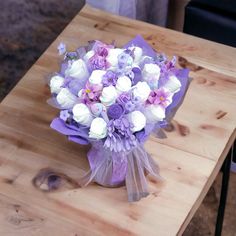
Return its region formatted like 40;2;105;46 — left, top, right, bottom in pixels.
0;5;235;236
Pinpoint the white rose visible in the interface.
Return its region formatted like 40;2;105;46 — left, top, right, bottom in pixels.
100;86;118;106
50;75;64;94
106;48;124;68
144;105;165;123
129;46;143;63
142;63;161;88
89;117;107;139
164;75;181;93
72;103;93;126
132;81;151;102
56;88;77;109
116;76;132;93
65;59;89;79
128;111;146;133
83;50;95;62
89;70;106;85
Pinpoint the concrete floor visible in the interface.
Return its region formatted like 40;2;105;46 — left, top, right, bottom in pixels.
0;1;235;235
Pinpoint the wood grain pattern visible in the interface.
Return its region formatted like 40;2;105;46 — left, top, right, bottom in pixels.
0;5;235;236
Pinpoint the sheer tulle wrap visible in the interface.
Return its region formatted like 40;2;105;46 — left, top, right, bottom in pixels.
78;141;162;202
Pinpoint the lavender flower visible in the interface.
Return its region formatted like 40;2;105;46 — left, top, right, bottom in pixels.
159;56;178;84
60;110;70;122
57;42;66;55
147;88;172;108
118;52;133;68
80;82;103;104
102;70;118;87
117;92;142;113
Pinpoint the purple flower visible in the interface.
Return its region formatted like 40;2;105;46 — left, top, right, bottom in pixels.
89;55;108;70
57;42;66;55
107;103;124;120
60;110;70;122
104;117;137;152
88;41;114;70
159;56;178;84
147;88;172;108
96;47;109;57
80;82;103;104
102;70;118;87
92;40;113;56
118;52;133;68
117;92;132;106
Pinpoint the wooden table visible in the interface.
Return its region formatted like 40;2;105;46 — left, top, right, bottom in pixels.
0;5;235;236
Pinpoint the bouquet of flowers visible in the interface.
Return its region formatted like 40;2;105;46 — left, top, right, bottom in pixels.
48;35;191;201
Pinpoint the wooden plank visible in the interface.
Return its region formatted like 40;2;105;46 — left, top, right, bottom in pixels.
0;5;235;236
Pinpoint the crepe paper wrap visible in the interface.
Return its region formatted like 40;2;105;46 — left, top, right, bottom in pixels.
48;35;191;202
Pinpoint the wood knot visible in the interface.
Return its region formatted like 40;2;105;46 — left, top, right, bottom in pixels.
173;120;190;136
200;124;215;130
164;123;175;132
93;22;110;30
32;168;79;192
146;35;154;40
4;178;14;184
196;77;216;86
196;77;207;84
7;216;34;226
178;56;202;71
216;110;227;120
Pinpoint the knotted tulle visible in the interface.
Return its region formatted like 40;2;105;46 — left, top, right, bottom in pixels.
78;142;162;202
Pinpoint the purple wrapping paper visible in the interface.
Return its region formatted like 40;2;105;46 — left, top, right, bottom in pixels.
50;35;191;202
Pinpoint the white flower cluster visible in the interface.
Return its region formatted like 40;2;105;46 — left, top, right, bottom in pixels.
50;42;182;141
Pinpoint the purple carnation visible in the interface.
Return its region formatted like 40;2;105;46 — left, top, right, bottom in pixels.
102;70;118;87
89;55;108;70
104;117;137;152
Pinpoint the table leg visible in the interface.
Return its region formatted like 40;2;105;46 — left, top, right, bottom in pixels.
215;147;233;236
233;141;236;163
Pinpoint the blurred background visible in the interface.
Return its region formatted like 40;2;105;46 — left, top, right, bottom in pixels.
0;0;235;235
